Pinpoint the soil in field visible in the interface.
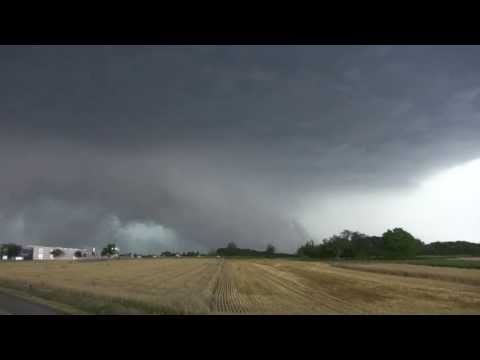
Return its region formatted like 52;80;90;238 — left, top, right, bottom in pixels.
1;258;480;314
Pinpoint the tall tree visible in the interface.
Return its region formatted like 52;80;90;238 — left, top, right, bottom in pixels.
382;228;420;258
226;242;237;249
1;244;22;259
327;234;351;259
50;248;65;258
101;243;119;257
265;244;275;256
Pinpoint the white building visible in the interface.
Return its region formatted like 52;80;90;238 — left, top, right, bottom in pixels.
26;245;97;260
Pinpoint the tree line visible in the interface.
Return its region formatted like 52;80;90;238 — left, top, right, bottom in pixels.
421;241;480;256
294;228;480;260
296;228;424;259
3;231;480;261
213;229;433;260
215;242;295;258
0;243;22;259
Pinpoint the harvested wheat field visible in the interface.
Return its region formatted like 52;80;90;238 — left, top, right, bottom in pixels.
1;258;480;314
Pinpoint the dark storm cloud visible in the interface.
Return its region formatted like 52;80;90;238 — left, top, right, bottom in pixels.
2;45;480;250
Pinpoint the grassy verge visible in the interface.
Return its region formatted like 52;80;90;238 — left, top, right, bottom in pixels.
323;257;480;269
0;285;88;314
287;255;480;269
0;278;185;315
405;258;480;269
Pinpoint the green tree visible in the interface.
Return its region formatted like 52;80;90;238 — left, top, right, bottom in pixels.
324;231;353;259
101;243;118;257
226;242;237;250
265;244;275;256
421;241;479;256
340;230;353;241
350;231;372;258
222;242;238;256
382;228;420;258
297;239;315;257
50;248;64;258
1;244;22;259
331;237;345;259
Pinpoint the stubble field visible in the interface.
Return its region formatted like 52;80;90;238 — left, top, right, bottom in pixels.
1;258;480;314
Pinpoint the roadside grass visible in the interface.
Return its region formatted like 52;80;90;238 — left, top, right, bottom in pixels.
0;285;87;314
405;258;480;269
183;255;480;271
277;255;480;271
0;278;185;315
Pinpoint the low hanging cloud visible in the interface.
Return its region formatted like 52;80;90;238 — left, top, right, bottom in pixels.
0;198;108;248
0;139;303;252
105;215;204;253
2;46;480;252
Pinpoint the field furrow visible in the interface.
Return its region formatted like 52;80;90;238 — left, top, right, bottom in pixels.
2;258;480;314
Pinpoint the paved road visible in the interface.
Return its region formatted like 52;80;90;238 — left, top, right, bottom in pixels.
0;291;62;315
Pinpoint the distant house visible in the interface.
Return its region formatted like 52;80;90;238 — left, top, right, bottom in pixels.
25;245;96;260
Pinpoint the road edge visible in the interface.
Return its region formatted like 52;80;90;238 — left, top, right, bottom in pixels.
0;285;88;315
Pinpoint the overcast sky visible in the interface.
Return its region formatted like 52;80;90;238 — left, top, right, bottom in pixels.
1;45;480;253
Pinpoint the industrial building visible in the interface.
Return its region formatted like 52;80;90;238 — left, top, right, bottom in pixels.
24;245;97;260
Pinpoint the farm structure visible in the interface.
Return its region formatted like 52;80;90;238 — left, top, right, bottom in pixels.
25;245;97;260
